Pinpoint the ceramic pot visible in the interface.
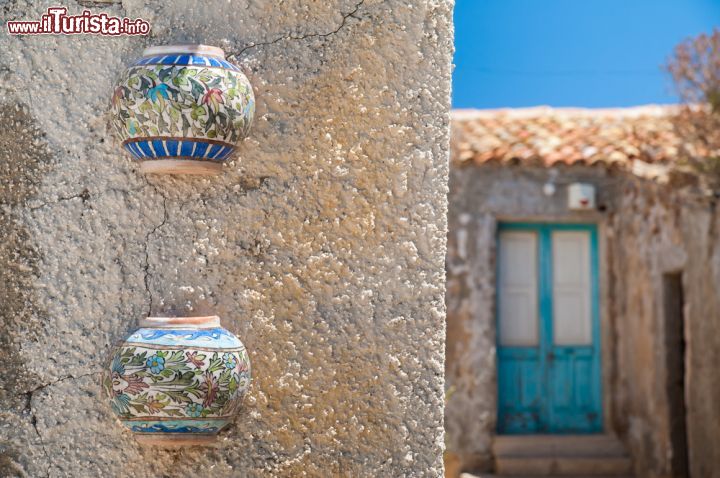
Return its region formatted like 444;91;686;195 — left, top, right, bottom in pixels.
110;44;255;175
103;316;251;446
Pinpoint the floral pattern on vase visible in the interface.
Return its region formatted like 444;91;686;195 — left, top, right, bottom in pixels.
109;44;255;174
103;316;251;445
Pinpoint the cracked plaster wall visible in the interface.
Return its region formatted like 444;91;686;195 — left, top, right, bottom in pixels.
0;1;453;476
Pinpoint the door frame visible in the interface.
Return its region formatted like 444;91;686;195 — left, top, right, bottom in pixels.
495;221;603;434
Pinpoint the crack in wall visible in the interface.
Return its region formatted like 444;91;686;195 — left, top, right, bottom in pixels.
28;188;91;211
229;0;365;59
28;405;50;478
142;181;168;317
23;371;98;396
22;372;97;478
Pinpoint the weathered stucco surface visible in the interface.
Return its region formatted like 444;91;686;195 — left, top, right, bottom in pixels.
445;163;720;477
0;1;453;476
609;179;720;478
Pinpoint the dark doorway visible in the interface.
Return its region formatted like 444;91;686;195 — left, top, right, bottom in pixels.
663;272;689;477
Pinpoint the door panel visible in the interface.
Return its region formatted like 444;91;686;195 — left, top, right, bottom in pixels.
497;231;542;432
552;231;592;346
498;231;539;346
548;230;600;431
497;350;542;433
497;224;601;434
548;348;599;431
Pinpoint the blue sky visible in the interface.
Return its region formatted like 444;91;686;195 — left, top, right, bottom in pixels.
453;0;720;109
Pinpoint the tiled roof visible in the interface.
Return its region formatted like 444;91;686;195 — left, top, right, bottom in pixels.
451;105;682;171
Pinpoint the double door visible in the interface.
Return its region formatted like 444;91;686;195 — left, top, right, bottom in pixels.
496;223;601;434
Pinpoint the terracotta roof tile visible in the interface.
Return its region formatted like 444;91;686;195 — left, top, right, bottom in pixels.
451;105;682;172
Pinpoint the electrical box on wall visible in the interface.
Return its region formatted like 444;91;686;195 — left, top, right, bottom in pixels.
568;183;596;210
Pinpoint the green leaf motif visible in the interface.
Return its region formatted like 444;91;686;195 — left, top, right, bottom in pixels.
139;76;152;90
190;78;205;97
208;356;224;374
219;369;232;385
164;408;185;417
169;106;180;122
181;115;190;136
128;351;147;367
167;350;185;363
164;390;193;404
191;105;204;121
158;68;172;81
199;74;213;83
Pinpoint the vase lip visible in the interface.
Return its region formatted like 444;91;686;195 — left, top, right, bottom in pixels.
140;315;221;328
142;44;226;59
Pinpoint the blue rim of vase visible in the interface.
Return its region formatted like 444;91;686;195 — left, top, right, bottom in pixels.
125;316;245;349
131;44;241;71
122;137;236;162
130;54;241;72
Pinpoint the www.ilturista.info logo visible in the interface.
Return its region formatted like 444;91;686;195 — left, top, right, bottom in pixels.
7;7;150;35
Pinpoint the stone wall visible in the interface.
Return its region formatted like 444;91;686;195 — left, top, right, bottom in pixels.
0;1;453;476
609;178;720;477
445;163;720;477
445;164;624;471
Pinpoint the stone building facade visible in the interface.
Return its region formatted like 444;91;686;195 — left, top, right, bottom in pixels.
446;106;720;477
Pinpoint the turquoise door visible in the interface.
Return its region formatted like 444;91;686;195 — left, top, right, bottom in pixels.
496;223;602;434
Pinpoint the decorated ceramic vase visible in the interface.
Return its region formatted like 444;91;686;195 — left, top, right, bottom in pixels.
110;44;255;175
103;316;251;446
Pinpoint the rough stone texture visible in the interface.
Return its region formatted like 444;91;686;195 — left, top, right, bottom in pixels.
445;163;720;477
0;1;453;476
